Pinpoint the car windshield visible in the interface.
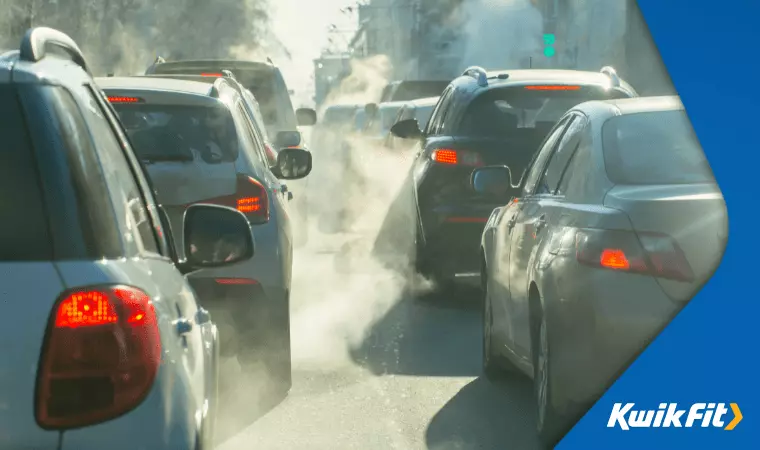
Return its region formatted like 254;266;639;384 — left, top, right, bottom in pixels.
111;103;239;163
460;85;629;138
602;110;715;185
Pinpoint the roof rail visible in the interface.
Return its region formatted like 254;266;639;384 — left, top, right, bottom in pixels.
462;66;488;87
19;27;90;74
266;57;274;65
154;56;166;64
600;66;620;88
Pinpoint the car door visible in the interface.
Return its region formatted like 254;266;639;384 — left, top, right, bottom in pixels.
85;84;209;411
503;115;576;358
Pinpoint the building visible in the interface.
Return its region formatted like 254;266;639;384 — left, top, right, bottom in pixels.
313;53;352;108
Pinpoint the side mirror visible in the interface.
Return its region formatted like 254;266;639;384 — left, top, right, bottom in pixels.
296;108;317;126
471;165;512;196
182;204;254;271
390;118;422;139
275;147;312;180
275;130;302;148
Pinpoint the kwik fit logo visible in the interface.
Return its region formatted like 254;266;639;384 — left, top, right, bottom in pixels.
607;403;743;430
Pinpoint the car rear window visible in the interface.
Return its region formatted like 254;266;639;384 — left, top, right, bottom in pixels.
602;110;715;185
111;103;239;164
0;86;52;260
460;85;630;138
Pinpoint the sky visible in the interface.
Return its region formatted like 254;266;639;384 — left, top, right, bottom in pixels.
269;0;358;108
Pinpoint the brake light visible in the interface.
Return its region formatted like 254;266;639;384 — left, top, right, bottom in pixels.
36;286;161;429
107;96;142;103
201;72;223;77
525;85;581;91
576;228;694;282
199;174;269;224
431;148;483;167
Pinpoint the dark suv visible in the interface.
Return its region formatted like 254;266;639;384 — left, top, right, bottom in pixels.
386;66;639;291
0;27;254;449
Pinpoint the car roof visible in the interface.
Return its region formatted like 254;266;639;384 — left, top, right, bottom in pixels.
379;101;407;109
96;76;214;95
606;95;684;114
151;59;275;72
454;68;638;95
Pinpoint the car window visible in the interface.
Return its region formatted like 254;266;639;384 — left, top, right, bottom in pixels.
522;115;573;196
0;86;53;260
111;102;239;164
425;87;452;135
602;110;715;185
90;87;170;256
77;85;160;256
416;105;435;130
236;102;270;170
459;85;626;138
555;121;592;197
536;114;586;195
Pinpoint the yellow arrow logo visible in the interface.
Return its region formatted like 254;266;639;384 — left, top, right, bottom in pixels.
725;403;742;430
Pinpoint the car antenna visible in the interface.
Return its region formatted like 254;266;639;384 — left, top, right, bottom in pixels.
529;57;532;68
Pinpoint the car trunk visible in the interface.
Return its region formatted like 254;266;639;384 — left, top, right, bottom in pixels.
604;183;728;302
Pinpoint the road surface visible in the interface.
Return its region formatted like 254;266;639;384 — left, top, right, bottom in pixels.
214;236;542;450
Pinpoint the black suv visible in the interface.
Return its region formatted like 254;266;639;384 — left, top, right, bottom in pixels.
386;66;639;291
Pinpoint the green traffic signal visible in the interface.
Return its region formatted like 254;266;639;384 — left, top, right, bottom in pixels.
543;33;555;46
544;46;555;58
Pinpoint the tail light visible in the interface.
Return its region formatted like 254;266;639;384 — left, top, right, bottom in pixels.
576;228;694;282
201;174;269;224
36;286;161;429
431;148;483;167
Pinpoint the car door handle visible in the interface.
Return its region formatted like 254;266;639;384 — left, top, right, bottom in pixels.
196;308;211;325
174;318;193;335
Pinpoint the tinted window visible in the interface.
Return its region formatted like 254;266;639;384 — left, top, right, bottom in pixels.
112;103;239;164
235;102;269;169
602;111;714;184
0;86;52;260
368;106;403;135
460;85;628;138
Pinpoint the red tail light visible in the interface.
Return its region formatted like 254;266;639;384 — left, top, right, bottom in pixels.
36;286;161;429
431;148;483;167
200;72;223;77
576;228;694;282
200;174;269;224
107;96;142;103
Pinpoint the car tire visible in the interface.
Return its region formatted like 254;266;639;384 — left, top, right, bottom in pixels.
532;300;566;448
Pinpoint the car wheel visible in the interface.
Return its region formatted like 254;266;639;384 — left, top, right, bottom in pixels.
533;307;565;448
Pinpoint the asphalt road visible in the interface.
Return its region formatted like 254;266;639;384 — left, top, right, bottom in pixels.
214;235;542;450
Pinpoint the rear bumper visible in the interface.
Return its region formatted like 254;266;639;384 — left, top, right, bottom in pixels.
419;204;496;287
543;266;681;412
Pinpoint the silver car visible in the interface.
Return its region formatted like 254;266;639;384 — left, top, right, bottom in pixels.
475;96;728;446
1;27;255;450
97;76;312;391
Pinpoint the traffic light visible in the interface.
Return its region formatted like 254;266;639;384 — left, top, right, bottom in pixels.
543;33;555;58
